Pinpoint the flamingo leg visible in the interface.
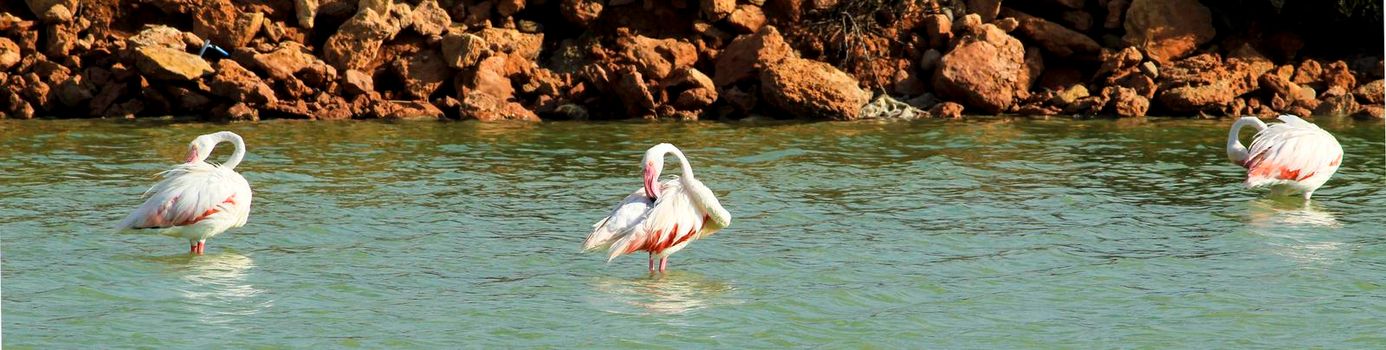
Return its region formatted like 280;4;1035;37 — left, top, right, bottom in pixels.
194;240;206;254
190;242;198;254
648;253;654;272
658;257;668;272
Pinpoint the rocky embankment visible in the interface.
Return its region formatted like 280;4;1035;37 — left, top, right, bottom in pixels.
0;0;1381;121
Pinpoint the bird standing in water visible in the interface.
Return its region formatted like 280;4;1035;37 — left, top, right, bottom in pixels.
117;131;254;254
1227;115;1343;201
584;143;731;272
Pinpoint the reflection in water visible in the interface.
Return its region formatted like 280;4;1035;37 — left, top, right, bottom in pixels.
1245;198;1341;228
589;272;738;315
1244;199;1347;265
150;253;271;327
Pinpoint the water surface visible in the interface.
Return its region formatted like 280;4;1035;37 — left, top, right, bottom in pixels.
2;118;1384;348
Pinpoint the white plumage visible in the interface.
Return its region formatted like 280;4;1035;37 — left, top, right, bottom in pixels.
1227;115;1343;200
117;131;254;254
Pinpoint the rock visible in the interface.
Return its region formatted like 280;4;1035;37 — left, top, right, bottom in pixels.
410;0;450;36
1159;84;1234;113
342;69;373;96
466;56;515;100
442;33;487;69
295;0;318;29
561;0;603;26
1139;61;1158;78
359;0;392;15
621;35;697;81
207;59;277;104
133;46;214;80
55;75;93;108
1322;61;1357;92
760;57;871;120
714;25;792;87
1058;10;1092;32
0;38;19;71
930;101;964;119
1354;79;1383;104
932;24;1027;114
379;100;445;119
1291;59;1322;85
1105;0;1128;29
252;42;323;82
25;0;78;22
922;14;953;49
459;90;540;121
612;66;656;118
665;67;718;110
193;0;264;48
727;4;767;33
44;23;77;57
1053;84;1089;107
127;25;190;51
702;0;735;20
324;8;395;71
395;49;451;99
1006;9;1100;58
497;0;526;16
1353;105;1384;119
1259;72;1299;99
1122;0;1215;64
994;17;1018;32
954;13;983;37
966;0;1001;22
477;27;544;61
1106;86;1149;117
1314;95;1359;116
919;48;942;74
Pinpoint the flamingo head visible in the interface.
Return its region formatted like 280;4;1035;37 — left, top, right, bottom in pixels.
185;134;217;163
642;144;673;199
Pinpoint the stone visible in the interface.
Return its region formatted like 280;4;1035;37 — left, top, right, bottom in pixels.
410;0;450;36
1058;10;1092;31
0;38;19;71
497;0;526;16
714;25;792;87
324;8;395;71
1105;0;1128;29
1352;105;1384;119
919;48;942;74
133;46;214;80
55;75;93;108
468;56;516;100
44;23;77;57
1354;79;1383;104
193;0;264;48
340;69;373;96
922;14;953;49
442;33;488;69
1052;84;1089;107
727;5;767;33
225;102;259;120
966;0;1001;22
1106;86;1149;117
994;17;1018;32
954;13;983;37
702;0;735;20
459;90;540;121
1322;61;1357;92
477;27;544;61
665;68;717;110
295;0;318;29
930;101;964;119
207;59;277;104
621;35;698;80
932;24;1027;114
358;0;392;15
25;0;78;22
380;100;445;119
1292;59;1322;85
394;49;451;99
252;42;322;81
561;0;603;27
1314;95;1359;116
760;57;871;120
1006;9;1100;58
1122;0;1215;64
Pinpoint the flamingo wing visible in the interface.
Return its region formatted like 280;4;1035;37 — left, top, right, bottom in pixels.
117;163;252;231
605;179;711;261
1244;115;1344;187
583;188;653;252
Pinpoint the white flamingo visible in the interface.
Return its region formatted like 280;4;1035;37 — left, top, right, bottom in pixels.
117;131;254;254
1227;115;1343;201
583;143;731;272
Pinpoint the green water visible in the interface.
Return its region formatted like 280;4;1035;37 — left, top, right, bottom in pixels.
2;118;1383;348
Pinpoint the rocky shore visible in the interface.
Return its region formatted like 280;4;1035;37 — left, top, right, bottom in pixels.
0;0;1381;121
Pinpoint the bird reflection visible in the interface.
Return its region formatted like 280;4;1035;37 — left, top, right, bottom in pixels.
589;271;738;315
1245;197;1340;228
146;252;271;327
1244;198;1346;265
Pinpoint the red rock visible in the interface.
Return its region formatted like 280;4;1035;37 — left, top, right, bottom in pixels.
994;17;1019;32
620;35;697;80
1022;46;1043;90
252;42;316;81
477;27;544;61
410;0;450;36
760;57;871;120
561;0;603;26
1314;95;1359;116
324;8;395;71
966;0;1001;22
932;24;1027;114
134;46;214;80
922;14;953;49
702;0;734;20
25;0;78;22
43;23;76;57
1291;59;1322;85
611;66;656;118
1322;61;1357;92
465;56;515;100
1106;86;1149;117
497;0;526;16
1096;47;1142;78
1259;72;1298;99
343;69;373;96
664;67;717;110
954;13;983;37
442;32;487;69
727;4;766;33
1353;105;1384;119
295;0;318;29
1354;79;1383;104
1105;0;1128;29
0;38;18;71
194;0;264;48
54;75;92;108
930;101;964;119
394;49;451;99
1122;0;1215;64
208;59;277;104
714;25;792;87
459;90;540;121
379;100;445;119
1003;9;1099;58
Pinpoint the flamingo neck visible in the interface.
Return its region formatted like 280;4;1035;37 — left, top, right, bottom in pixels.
668;148;695;180
1227;117;1266;166
217;132;246;170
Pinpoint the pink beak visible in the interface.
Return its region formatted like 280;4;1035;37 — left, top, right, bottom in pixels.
643;165;658;199
184;146;199;163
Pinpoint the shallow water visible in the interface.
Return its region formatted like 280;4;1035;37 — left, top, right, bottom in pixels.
2;118;1384;348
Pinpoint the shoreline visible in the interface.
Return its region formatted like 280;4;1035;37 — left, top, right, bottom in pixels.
0;0;1382;122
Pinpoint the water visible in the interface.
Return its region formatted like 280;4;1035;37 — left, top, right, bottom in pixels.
2;118;1383;348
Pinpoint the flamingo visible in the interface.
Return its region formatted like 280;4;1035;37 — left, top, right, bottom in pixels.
1226;115;1343;201
583;143;732;272
117;131;254;254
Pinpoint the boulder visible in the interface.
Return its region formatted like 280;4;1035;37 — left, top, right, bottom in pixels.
930;101;964;119
665;67;718;110
459;90;540;121
1122;0;1215;64
193;0;263;48
561;0;603;27
324;8;395;71
208;59;277;104
497;0;526;16
394;49;451;99
133;46;214;80
727;4;767;33
1322;61;1357;92
252;42;319;81
1104;0;1128;29
966;0;1001;22
342;69;373;96
1005;9;1100;58
0;38;19;71
442;32;488;69
477;27;543;61
25;0;78;22
1105;86;1148;117
379;100;445;119
43;23;77;57
410;0;450;36
1314;95;1359;116
295;0;318;29
922;14;952;49
1354;79;1383;104
126;25;188;51
702;0;735;20
760;57;871;120
932;24;1027;114
1292;59;1322;85
1353;105;1384;119
714;25;792;87
620;35;697;80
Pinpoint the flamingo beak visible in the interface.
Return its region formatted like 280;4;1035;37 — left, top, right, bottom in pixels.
643;165;658;199
184;146;198;163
